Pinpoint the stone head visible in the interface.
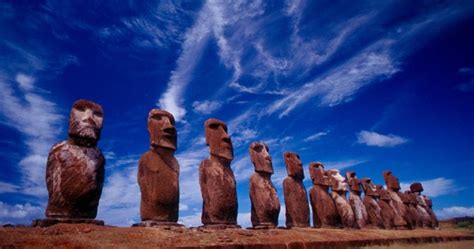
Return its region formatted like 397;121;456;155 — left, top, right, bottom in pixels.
68;99;104;145
283;152;304;180
346;171;361;193
147;109;177;151
328;169;348;192
410;182;424;193
361;177;379;197
398;192;410;204
383;171;400;191
309;162;330;186
249;142;273;175
405;191;418;205
376;185;391;201
424;195;433;208
205;118;233;161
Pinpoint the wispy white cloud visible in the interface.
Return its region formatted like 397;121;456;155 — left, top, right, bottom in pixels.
237;212;252;228
0;73;63;197
324;159;367;171
357;130;408;147
436;206;474;220
400;177;457;198
0;181;19;194
304;131;328;142
0;201;43;225
192;100;223;114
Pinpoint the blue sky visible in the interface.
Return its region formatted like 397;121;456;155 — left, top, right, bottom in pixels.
0;1;473;227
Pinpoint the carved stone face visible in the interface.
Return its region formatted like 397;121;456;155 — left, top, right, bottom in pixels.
376;185;391;201
361;178;379;197
309;162;330;186
405;191;418;205
68;99;104;143
205;118;233;161
284;152;304;180
383;171;400;191
410;182;424;193
424;195;432;208
399;192;410;204
328;169;348;192
147;109;177;151
346;171;361;192
249;142;273;174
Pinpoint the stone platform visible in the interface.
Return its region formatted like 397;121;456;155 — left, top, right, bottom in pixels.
1;223;473;248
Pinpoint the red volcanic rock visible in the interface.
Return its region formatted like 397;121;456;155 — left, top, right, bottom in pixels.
328;169;355;228
282;152;310;228
361;178;384;228
405;191;421;228
39;100;105;226
248;142;280;229
377;185;395;229
346;171;368;229
137;109;180;225
424;195;439;228
398;192;416;229
309;162;341;228
199;119;239;228
410;183;435;228
383;171;408;229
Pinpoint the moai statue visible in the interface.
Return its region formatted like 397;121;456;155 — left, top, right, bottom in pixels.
199;118;239;229
346;171;368;229
423;195;439;229
136;109;181;227
377;185;395;229
398;191;416;229
34;100;105;227
383;171;408;229
248;142;280;229
405;190;421;228
308;162;341;228
361;178;384;228
282;152;310;228
328;169;355;228
410;183;433;228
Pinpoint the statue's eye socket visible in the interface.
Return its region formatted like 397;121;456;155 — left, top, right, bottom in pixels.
75;106;86;112
94;111;103;118
253;145;263;152
152;115;162;121
209;123;219;130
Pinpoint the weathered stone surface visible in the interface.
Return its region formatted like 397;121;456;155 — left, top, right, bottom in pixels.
248;142;280;229
282;152;310;228
377;185;395;229
383;171;408;229
308;162;341;228
405;190;421;228
361;178;384;228
42;100;105;225
346;171;368;229
137;109;180;224
424;195;439;228
410;183;434;228
398;191;416;229
199;118;239;228
328;169;355;228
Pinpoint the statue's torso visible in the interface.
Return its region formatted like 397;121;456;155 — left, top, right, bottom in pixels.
283;177;309;227
249;173;280;226
309;185;339;228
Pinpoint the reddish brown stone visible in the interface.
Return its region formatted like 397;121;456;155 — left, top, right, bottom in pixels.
423;195;439;228
383;171;408;229
248;142;280;229
137;109;180;225
328;169;355;228
346;171;368;229
377;185;395;229
410;183;434;228
308;162;341;228
282;152;309;228
398;192;416;229
405;190;421;228
43;100;105;224
361;178;384;228
199;118;239;228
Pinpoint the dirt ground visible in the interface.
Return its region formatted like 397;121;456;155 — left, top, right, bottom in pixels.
0;222;473;249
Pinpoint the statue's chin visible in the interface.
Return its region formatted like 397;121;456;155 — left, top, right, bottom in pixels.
211;151;233;161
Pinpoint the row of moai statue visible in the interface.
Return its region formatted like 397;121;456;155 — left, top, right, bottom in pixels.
34;99;438;230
